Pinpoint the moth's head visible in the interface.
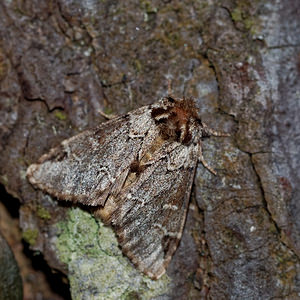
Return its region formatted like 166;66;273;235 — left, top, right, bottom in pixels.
151;96;208;145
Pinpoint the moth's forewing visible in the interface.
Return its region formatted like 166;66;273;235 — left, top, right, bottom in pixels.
96;143;199;279
27;106;152;206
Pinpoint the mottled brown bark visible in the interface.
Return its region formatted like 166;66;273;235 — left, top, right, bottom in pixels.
0;0;299;299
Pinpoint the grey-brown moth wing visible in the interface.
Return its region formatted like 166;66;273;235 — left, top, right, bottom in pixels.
27;106;152;206
96;144;198;279
27;96;205;280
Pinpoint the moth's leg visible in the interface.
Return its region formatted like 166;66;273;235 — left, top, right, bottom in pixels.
202;122;231;137
98;109;117;120
198;142;217;175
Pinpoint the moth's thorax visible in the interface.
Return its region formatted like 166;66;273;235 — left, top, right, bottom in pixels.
151;97;203;144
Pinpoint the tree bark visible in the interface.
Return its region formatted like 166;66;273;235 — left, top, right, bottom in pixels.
0;0;299;299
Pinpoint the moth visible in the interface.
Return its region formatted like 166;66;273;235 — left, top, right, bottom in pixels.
26;95;229;279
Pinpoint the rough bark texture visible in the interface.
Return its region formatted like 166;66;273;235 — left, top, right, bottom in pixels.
0;232;23;300
0;0;299;299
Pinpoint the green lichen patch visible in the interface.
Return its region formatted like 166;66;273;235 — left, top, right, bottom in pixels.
230;1;261;35
54;110;67;121
231;8;243;23
22;229;38;245
0;174;8;187
103;106;114;116
56;208;170;299
140;1;158;14
36;206;51;220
